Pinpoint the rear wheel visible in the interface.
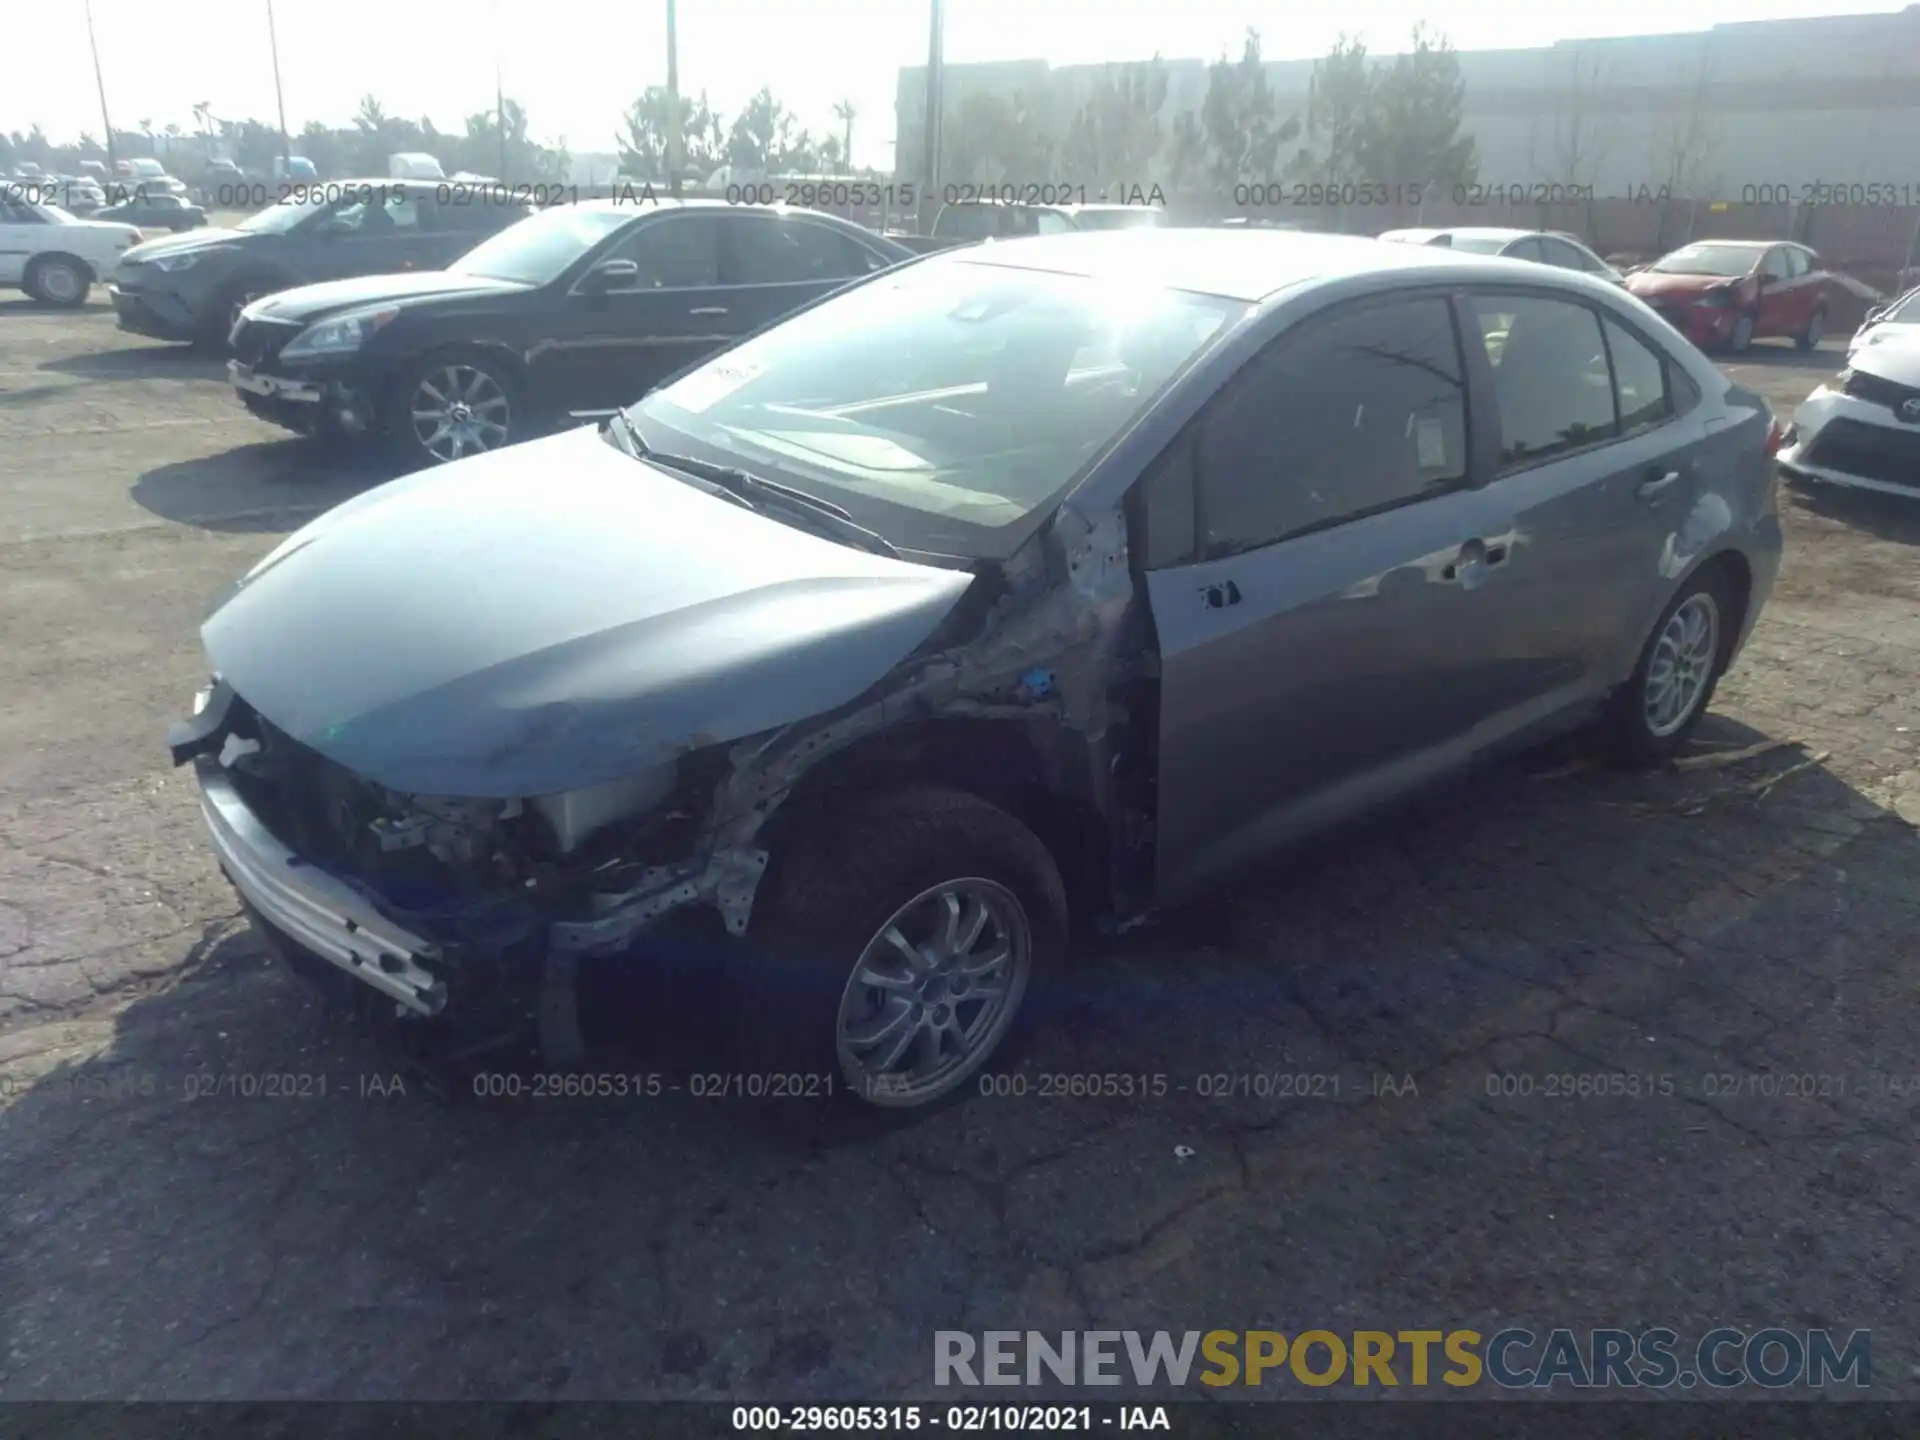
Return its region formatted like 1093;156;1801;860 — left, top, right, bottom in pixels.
1602;569;1734;766
386;350;523;467
730;786;1068;1121
25;255;90;308
1796;307;1826;351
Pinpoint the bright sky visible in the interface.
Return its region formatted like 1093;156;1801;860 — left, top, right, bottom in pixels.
8;0;1909;169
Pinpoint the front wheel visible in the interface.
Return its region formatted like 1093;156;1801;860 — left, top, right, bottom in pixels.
731;786;1069;1119
1602;570;1733;766
387;351;522;466
1726;311;1756;353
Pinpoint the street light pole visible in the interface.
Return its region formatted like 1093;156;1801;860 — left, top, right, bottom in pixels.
84;0;116;175
666;0;683;195
265;0;291;172
921;0;943;228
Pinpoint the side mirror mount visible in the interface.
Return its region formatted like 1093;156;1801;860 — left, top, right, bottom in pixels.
582;258;638;292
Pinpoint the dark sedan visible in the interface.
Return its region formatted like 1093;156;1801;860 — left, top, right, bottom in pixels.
108;179;529;349
225;199;912;467
171;231;1784;1115
95;191;208;233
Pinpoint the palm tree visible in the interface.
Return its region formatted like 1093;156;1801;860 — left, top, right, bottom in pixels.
138;118;154;156
832;98;857;173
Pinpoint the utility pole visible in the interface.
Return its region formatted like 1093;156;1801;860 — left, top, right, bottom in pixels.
84;0;116;175
666;0;683;195
921;0;944;230
497;61;508;179
265;0;291;171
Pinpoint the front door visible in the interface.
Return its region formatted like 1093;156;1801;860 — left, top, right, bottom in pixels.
716;211;893;335
304;188;443;281
1143;292;1525;902
529;210;736;418
1754;246;1797;338
0;197;46;283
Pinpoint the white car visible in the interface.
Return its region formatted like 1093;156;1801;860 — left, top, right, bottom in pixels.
1778;332;1920;500
0;195;144;307
1846;285;1919;360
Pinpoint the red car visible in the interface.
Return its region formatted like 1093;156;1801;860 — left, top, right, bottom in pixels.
1626;239;1830;353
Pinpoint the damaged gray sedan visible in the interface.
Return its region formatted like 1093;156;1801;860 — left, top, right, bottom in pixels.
169;229;1783;1113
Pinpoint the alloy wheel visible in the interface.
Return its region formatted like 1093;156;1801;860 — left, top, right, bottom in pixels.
835;878;1032;1107
409;365;512;463
1643;592;1720;738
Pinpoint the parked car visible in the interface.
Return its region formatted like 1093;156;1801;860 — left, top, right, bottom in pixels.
108;179;530;348
272;156;319;183
118;157;191;199
168;229;1783;1114
388;152;446;181
1625;239;1830;353
1846;284;1919;359
96;191;208;233
1777;332;1920;500
0;193;143;306
53;176;107;214
886;199;1167;253
1379;226;1624;284
225;199;911;466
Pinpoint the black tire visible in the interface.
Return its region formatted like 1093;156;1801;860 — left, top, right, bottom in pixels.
1602;567;1736;767
1796;307;1826;352
729;785;1069;1124
1726;311;1756;354
24;254;91;308
192;278;273;352
384;348;526;468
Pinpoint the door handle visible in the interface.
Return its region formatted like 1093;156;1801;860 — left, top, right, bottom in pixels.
1200;579;1242;610
1440;537;1507;585
1636;469;1681;501
688;306;729;316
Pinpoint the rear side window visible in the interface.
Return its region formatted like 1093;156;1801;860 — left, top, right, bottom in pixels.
1194;296;1469;555
1504;237;1546;262
1472;294;1618;466
1785;247;1814;277
727;216;873;285
1601;316;1673;435
1538;237;1588;271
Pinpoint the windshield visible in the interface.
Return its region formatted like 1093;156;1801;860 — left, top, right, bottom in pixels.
628;256;1244;557
1879;288;1920;323
1069;209;1165;232
236;193;334;234
451;205;633;285
1652;244;1761;277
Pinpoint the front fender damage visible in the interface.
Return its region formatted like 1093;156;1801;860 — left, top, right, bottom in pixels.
546;501;1145;962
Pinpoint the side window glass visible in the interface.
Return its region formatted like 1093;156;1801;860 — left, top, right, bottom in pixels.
1785;248;1811;278
1195;296;1468;555
1473;294;1617;466
728;218;867;285
1762;248;1791;280
1602;317;1672;435
1505;238;1546;262
1539;238;1584;270
1136;435;1197;569
602;214;721;287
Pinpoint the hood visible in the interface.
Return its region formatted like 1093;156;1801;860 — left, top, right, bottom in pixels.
1849;332;1920;387
122;227;243;263
203;426;977;798
1626;270;1749;299
246;269;527;325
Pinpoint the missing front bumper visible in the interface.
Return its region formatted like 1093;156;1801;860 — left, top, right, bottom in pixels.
195;759;448;1015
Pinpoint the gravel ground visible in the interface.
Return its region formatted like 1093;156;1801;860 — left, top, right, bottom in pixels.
1;297;1917;1403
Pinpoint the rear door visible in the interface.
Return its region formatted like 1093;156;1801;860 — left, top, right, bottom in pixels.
717;211;894;333
1462;286;1715;695
1143;291;1525;901
527;208;729;417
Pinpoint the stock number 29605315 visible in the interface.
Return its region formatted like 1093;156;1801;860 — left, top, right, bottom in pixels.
978;1072;1168;1099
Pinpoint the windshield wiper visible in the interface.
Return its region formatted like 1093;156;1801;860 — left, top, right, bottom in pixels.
606;413;901;559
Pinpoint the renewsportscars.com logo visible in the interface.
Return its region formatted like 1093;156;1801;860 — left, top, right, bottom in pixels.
934;1328;1872;1390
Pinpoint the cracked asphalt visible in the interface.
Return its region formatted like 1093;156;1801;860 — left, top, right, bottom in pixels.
3;295;1919;1403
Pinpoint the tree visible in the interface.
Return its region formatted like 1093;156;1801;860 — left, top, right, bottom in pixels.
454;96;567;181
832;98;858;174
1290;36;1374;185
725;86;814;175
1060;59;1169;188
1167;111;1208;188
618;87;725;182
1358;23;1477;190
1199;30;1298;189
1653;43;1721;248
